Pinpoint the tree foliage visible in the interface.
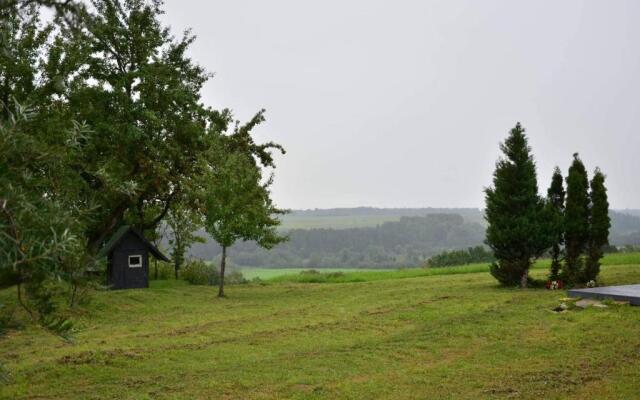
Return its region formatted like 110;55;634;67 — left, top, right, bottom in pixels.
190;213;485;268
427;246;494;268
546;167;565;280
585;168;610;282
0;4;82;337
166;205;205;279
563;154;590;284
204;125;287;297
485;123;550;287
45;0;222;255
1;0;285;335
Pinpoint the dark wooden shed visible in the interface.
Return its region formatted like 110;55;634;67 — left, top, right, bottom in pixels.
98;226;169;290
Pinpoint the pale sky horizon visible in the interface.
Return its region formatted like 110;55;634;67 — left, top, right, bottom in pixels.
161;0;640;210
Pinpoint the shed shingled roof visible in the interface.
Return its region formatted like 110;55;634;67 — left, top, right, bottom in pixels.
97;225;170;261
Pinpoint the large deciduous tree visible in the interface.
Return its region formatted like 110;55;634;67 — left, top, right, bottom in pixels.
1;0;285;328
546;167;565;280
48;0;220;257
485;123;550;288
563;154;590;284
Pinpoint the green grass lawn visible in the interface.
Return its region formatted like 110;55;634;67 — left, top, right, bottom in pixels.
1;254;640;399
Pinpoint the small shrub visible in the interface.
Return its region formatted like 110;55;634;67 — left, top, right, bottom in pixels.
151;261;174;280
326;272;345;279
182;260;219;286
427;246;495;268
300;269;320;275
226;270;248;285
251;277;267;285
0;302;13;336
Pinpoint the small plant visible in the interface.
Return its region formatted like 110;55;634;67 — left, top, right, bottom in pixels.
226;270;248;285
300;269;320;275
586;280;597;288
182;260;219;286
0;302;13;336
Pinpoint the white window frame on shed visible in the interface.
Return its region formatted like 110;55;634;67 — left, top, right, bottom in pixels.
128;254;143;268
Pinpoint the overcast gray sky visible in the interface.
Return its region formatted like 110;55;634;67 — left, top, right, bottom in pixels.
161;0;639;210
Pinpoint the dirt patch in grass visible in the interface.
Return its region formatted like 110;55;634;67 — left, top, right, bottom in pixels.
57;348;146;365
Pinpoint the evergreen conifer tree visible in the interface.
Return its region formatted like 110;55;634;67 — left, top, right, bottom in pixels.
546;167;565;280
585;168;610;282
563;154;590;284
485;123;550;287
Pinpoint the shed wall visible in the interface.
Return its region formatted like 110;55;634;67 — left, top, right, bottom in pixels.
108;231;149;289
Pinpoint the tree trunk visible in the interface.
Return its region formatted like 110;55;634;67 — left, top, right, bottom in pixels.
549;243;559;281
218;246;226;298
16;282;33;319
520;269;528;288
69;283;78;308
174;238;182;280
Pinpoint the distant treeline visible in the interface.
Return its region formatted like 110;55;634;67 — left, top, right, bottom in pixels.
189;214;485;268
185;209;640;268
609;211;640;244
285;207;485;221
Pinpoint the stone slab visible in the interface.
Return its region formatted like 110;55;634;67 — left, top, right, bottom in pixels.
568;284;640;305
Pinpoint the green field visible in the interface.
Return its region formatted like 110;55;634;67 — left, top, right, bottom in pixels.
279;214;399;230
2;254;640;399
264;252;640;283
239;267;391;280
277;209;487;230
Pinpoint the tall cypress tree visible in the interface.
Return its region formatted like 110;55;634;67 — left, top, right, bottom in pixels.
485;123;550;288
546;167;565;280
563;154;590;284
585;168;610;282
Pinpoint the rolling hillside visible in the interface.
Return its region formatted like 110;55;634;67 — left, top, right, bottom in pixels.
185;208;640;268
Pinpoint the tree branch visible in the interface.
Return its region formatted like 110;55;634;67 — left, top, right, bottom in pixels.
141;190;178;230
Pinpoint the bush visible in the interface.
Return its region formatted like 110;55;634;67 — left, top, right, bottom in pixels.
151;261;174;280
300;269;320;275
182;260;219;286
225;270;248;285
427;246;495;268
0;302;13;336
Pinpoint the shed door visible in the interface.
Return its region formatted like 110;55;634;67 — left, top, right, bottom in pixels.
111;250;128;288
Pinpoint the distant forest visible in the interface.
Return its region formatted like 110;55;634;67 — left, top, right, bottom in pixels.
185;208;640;268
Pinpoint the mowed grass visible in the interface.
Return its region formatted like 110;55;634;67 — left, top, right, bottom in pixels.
1;255;640;399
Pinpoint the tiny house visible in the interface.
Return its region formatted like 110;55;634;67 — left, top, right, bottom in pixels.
98;226;169;290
